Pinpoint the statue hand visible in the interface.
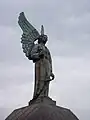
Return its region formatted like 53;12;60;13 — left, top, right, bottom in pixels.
50;73;55;80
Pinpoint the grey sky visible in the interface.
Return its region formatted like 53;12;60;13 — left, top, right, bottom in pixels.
0;0;90;119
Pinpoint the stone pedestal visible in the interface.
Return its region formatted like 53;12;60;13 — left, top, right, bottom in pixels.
29;96;56;106
6;98;79;120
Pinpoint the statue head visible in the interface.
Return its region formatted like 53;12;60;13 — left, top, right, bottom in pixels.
38;25;48;44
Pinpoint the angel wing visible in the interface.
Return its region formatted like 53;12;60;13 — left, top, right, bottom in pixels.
18;12;40;58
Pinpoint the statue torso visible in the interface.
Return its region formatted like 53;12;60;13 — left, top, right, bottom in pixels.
30;43;51;63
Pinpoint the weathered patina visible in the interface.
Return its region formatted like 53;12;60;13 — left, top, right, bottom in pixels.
18;12;54;100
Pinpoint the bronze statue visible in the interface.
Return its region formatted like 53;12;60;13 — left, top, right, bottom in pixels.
18;12;54;100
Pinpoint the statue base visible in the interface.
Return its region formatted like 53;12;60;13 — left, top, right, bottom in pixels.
29;96;56;106
6;97;79;120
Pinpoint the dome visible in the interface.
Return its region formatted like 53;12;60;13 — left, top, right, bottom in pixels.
6;97;79;120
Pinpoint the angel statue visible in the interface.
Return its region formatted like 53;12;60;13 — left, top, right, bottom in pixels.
18;12;55;101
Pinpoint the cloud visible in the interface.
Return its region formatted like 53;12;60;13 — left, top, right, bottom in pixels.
0;0;90;119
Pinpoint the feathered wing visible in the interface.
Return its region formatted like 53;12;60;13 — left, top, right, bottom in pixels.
18;12;40;58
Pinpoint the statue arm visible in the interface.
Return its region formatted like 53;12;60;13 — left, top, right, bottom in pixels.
30;45;40;62
30;44;44;62
49;53;55;80
46;47;52;72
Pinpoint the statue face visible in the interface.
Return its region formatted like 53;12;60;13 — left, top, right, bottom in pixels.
42;35;48;44
38;35;48;44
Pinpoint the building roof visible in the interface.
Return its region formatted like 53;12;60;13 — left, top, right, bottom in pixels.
6;97;79;120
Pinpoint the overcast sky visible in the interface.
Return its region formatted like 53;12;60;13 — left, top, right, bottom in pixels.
0;0;90;119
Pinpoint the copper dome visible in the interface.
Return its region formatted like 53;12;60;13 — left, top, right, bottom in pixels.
6;97;79;120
